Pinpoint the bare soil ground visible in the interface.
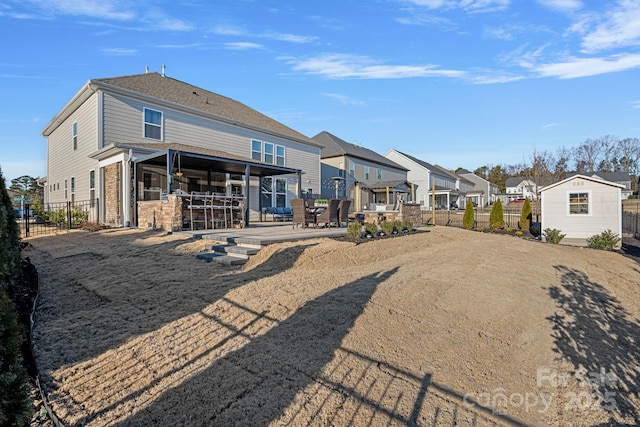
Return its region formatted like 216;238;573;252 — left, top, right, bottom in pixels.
25;226;640;426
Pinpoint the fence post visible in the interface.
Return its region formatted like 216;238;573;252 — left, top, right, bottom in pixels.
25;203;30;238
67;201;72;230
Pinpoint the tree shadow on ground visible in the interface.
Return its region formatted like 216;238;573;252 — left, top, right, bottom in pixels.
114;268;397;426
31;236;316;372
546;265;640;426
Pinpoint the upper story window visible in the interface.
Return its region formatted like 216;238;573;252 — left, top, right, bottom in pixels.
71;177;75;193
349;161;355;176
89;170;95;190
144;108;163;140
251;140;262;161
264;142;274;164
377;168;382;180
72;122;78;150
569;192;589;214
365;166;370;180
276;145;285;166
338;162;345;178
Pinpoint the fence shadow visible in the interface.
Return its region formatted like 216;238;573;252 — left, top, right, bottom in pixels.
546;265;640;425
113;268;395;426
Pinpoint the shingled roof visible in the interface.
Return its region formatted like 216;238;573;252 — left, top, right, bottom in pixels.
44;72;316;145
311;131;407;171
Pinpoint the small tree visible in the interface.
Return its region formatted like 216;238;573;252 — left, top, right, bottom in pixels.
519;198;532;230
463;201;475;229
0;169;32;425
489;199;505;230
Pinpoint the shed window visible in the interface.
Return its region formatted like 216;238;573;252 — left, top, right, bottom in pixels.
144;108;163;140
569;192;589;214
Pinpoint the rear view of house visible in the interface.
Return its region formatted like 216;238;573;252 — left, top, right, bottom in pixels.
42;71;321;228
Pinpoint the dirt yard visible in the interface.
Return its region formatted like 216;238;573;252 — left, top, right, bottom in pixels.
25;226;640;426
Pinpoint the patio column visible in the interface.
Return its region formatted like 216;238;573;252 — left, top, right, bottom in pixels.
244;164;251;226
297;170;302;198
166;149;175;194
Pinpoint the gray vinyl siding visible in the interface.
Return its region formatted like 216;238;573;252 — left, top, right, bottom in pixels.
541;179;621;243
384;151;431;207
102;91;321;215
46;93;99;204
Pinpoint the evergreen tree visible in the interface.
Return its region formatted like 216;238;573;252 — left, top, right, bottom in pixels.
489;199;505;230
463;200;475;229
0;168;32;425
519;198;532;230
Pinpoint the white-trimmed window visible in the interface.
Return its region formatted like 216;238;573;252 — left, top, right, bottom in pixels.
275;145;285;166
275;178;287;207
569;192;589;214
261;177;273;207
72;122;78;150
144;108;163;140
349;161;355;176
264;142;274;164
71;177;75;194
365;166;370;180
251;140;262;161
89;170;95;207
377;169;382;180
339;162;345;178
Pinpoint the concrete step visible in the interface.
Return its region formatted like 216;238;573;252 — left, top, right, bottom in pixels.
196;253;248;266
206;244;260;258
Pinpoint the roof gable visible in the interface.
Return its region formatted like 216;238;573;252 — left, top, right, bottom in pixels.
540;174;625;192
44;72;317;146
312;131;407;171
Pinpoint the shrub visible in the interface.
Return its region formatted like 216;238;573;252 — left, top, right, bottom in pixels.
364;222;378;237
587;229;621;251
393;220;403;233
463;202;475;229
489;199;505;230
48;205;89;228
401;219;413;232
519;198;532;230
505;227;513;233
544;228;566;244
515;231;523;237
380;220;395;235
31;199;50;223
346;222;362;240
477;227;485;232
0;169;32;425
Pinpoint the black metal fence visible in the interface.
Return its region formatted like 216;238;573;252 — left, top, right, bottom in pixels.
422;207;540;230
623;212;640;238
18;199;99;238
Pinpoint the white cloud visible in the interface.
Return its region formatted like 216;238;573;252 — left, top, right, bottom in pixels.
483;26;514;40
321;93;367;106
102;48;138;56
532;53;640;78
543;122;561;129
26;0;136;20
223;42;264;51
630;100;640;109
536;0;583;12
402;0;510;11
287;53;466;79
580;0;640;53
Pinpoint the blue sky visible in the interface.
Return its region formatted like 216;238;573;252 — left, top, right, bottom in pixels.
1;0;640;183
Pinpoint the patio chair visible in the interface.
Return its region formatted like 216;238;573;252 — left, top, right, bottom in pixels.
291;198;315;229
338;199;351;227
315;199;340;228
188;192;209;230
210;193;229;229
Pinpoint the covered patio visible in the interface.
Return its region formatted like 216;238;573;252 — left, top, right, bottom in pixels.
91;142;303;231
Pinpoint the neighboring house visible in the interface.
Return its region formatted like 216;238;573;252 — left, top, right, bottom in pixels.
567;171;633;200
458;169;499;207
312;131;411;211
505;177;538;201
384;150;468;210
540;174;624;247
41;71;322;227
